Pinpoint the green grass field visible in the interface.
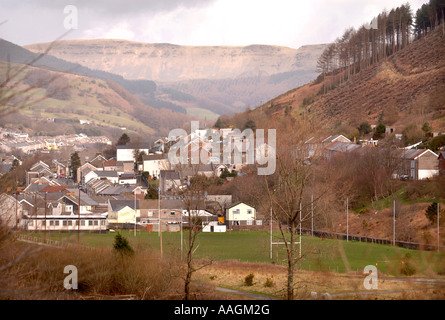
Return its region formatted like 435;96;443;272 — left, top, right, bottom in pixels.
26;230;445;276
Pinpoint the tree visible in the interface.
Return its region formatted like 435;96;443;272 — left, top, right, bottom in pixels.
244;119;257;131
113;232;134;256
144;187;159;200
425;202;440;224
358;122;372;136
172;167;212;300
261;118;320;300
117;133;130;146
422;122;433;137
70;152;81;181
373;122;386;140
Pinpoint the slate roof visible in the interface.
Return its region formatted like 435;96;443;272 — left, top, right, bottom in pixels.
109;200;140;212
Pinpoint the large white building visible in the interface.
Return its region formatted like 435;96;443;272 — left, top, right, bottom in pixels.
116;143;150;162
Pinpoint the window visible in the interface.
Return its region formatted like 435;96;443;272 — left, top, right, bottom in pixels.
81;220;85;226
55;221;60;226
170;211;175;216
89;220;93;226
29;220;33;226
246;220;253;226
233;209;240;214
50;221;54;226
68;220;72;226
247;209;253;215
94;220;98;226
148;211;153;217
63;221;68;226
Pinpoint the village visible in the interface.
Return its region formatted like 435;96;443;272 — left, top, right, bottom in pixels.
1;123;444;237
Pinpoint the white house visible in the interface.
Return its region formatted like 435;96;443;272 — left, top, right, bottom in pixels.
107;200;140;225
84;171;119;184
116;144;150;162
225;202;258;229
142;154;170;179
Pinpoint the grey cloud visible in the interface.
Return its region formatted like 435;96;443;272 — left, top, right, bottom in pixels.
39;0;216;16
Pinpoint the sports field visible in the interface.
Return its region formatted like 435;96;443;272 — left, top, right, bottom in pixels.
27;230;445;276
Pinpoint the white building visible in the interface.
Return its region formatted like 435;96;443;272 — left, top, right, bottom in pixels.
142;154;170;178
116;144;150;162
225;202;258;228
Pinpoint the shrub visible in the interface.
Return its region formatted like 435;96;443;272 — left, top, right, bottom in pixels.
263;277;275;288
400;253;416;276
425;202;439;224
244;273;255;286
113;232;134;256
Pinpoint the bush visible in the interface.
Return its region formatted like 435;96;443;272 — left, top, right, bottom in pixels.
263;277;275;288
400;253;416;276
113;232;134;256
425;202;439;224
244;273;255;286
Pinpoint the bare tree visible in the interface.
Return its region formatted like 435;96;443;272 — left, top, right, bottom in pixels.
175;166;212;300
261;119;321;300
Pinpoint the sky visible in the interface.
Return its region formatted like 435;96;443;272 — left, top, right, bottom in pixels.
0;0;428;49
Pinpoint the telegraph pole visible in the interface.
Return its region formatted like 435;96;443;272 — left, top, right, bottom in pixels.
134;191;137;237
44;192;47;243
346;197;349;242
311;194;314;237
78;188;81;244
270;206;273;260
393;200;396;246
437;201;440;252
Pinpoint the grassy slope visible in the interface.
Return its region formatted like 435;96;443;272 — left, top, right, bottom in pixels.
0;60;156;137
27;230;445;276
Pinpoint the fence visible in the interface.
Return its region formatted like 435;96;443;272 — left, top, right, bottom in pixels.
15;233;94;250
298;228;443;251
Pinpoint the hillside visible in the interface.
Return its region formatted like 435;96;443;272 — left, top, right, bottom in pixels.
25;40;327;113
0;60;193;140
253;28;445;134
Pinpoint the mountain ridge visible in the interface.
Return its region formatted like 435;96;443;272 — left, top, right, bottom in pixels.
25;39;326;82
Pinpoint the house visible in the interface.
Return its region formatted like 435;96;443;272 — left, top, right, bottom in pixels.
304;134;352;159
26;161;54;186
59;189;100;214
84;171;119;184
77;162;98;184
400;149;439;180
324;141;361;160
116;143;150;162
139;199;184;232
119;174;137;185
142;154;170;179
0;193;24;228
159;170;182;194
103;160;118;171
107;199;140;225
116;161;135;174
225;202;259;229
88;154;108;169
